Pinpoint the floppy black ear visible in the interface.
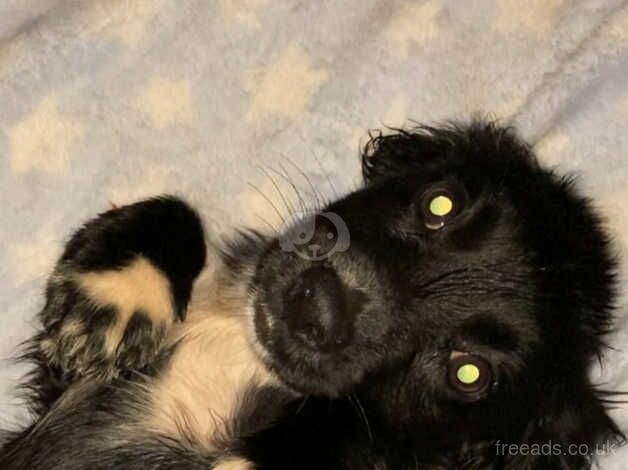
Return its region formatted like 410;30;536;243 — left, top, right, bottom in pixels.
360;122;533;185
361;127;451;184
510;387;624;469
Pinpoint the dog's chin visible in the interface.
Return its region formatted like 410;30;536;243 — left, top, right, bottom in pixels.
252;303;365;398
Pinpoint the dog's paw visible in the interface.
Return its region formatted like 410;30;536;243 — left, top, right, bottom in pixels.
40;256;176;379
37;197;206;381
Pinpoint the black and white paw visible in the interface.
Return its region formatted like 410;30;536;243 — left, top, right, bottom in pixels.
37;196;206;381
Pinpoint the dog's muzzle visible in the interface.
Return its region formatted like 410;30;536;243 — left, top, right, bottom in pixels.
280;266;356;353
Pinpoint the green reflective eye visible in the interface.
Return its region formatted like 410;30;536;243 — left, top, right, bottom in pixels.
419;185;465;230
456;363;481;384
429;195;453;217
448;353;493;400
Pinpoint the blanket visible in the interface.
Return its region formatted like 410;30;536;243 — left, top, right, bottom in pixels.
1;1;627;466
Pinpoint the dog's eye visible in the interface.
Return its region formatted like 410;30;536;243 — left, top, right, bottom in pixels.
418;184;465;230
448;353;492;399
428;194;453;217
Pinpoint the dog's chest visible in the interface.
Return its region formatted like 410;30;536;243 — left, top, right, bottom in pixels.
142;272;274;452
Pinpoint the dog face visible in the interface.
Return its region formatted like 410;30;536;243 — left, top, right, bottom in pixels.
249;122;621;462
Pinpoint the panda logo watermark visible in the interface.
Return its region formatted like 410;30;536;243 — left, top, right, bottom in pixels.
279;211;350;260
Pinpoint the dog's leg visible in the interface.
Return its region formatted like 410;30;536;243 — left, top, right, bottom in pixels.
26;196;206;411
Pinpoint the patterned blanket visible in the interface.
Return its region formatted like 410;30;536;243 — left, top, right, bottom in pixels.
1;1;627;466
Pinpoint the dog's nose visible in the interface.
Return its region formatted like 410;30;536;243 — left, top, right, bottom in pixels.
283;267;351;352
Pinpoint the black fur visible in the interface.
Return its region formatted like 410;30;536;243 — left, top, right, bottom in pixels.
1;121;624;469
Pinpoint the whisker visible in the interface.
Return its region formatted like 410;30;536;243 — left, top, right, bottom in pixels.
259;166;295;216
349;394;373;442
297;131;339;198
247;182;286;225
281;153;323;211
266;165;308;215
255;214;279;234
295;396;310;415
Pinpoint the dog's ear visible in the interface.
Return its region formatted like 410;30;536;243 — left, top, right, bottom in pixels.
511;387;624;469
360;122;533;185
361;128;451;185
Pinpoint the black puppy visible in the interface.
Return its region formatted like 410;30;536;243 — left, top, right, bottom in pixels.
1;121;624;469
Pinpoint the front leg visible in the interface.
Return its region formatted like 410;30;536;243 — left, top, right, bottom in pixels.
27;196;206;411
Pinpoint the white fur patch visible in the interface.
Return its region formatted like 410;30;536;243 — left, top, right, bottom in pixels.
145;265;276;452
75;256;174;353
214;457;255;470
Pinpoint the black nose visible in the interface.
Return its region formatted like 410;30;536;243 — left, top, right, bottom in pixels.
282;267;352;352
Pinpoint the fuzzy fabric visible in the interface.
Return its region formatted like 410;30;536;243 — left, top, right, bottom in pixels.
0;1;627;466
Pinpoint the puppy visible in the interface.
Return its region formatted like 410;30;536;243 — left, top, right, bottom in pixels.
0;121;624;469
